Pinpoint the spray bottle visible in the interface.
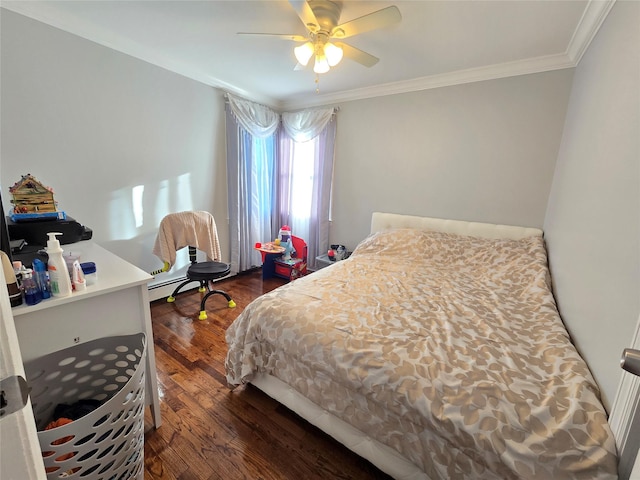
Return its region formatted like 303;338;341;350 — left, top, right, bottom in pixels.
46;232;73;297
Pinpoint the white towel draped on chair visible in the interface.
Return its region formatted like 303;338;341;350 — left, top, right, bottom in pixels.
152;211;222;268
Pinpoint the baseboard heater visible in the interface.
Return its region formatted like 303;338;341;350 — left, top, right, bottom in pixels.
148;270;246;291
148;276;188;290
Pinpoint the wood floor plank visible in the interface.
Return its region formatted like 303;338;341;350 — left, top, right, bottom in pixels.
145;270;393;480
144;429;188;479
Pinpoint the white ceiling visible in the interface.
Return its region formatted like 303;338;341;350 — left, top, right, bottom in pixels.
1;0;614;110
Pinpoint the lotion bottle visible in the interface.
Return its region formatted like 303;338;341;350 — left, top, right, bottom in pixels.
46;232;73;297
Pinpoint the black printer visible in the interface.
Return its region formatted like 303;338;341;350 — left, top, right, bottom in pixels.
7;215;92;246
7;215;92;267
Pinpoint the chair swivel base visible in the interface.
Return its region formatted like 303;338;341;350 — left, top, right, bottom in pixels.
166;261;235;319
198;291;236;320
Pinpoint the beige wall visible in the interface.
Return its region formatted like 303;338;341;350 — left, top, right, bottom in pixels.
1;10;229;288
329;70;574;250
543;0;640;410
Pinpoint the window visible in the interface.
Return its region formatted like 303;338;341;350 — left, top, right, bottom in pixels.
289;138;317;238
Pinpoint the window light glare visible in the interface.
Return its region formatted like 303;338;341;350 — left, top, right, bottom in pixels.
294;42;314;66
324;42;343;67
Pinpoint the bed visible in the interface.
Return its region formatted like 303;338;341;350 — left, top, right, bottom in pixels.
225;212;618;479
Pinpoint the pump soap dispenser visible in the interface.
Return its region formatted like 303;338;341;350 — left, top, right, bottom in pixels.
46;232;73;297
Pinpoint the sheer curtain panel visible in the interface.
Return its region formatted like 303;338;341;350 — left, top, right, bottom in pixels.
225;95;278;273
278;107;337;269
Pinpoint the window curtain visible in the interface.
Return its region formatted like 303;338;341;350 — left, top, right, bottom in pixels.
282;108;335;142
225;94;278;273
278;107;337;270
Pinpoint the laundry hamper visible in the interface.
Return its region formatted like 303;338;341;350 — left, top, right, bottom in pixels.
24;333;147;479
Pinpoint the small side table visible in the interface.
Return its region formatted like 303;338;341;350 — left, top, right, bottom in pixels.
315;254;334;270
315;252;351;271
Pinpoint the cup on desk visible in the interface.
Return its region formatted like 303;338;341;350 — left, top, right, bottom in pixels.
80;262;97;286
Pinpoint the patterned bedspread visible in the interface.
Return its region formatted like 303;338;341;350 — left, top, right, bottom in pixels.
225;229;618;479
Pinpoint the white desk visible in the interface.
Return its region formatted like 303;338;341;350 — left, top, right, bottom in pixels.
11;241;161;428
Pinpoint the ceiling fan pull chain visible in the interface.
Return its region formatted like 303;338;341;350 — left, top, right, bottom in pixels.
315;73;320;94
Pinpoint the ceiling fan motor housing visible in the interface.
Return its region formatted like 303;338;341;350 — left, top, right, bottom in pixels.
307;0;343;35
239;0;400;72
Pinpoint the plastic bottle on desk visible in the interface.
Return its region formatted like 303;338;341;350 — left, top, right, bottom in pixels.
21;268;42;306
46;232;73;297
12;261;23;290
32;258;52;299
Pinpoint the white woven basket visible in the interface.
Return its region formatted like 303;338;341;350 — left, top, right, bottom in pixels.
24;333;146;479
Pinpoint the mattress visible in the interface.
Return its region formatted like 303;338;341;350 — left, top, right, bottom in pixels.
226;224;617;479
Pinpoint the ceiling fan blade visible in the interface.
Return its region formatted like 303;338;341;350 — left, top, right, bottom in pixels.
289;0;320;33
337;42;379;68
332;6;401;39
237;32;308;42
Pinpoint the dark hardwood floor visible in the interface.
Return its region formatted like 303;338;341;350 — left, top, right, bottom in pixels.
144;269;393;480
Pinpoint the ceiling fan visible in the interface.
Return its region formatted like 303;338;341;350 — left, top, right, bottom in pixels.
238;0;401;74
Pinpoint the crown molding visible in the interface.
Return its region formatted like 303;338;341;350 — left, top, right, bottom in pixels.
2;0;614;112
279;0;616;110
0;2;281;108
279;53;576;110
566;0;616;64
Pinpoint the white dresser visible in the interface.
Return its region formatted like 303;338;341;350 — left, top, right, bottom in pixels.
11;241;161;428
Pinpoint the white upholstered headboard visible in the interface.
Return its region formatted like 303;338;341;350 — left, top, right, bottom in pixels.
370;212;543;240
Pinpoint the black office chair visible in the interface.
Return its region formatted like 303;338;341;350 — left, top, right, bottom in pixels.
152;211;236;320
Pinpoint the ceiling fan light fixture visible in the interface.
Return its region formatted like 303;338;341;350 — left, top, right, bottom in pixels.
313;54;330;74
324;42;343;67
294;41;314;66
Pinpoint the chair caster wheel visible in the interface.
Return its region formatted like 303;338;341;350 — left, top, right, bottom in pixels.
228;300;236;308
167;296;176;303
198;310;208;320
